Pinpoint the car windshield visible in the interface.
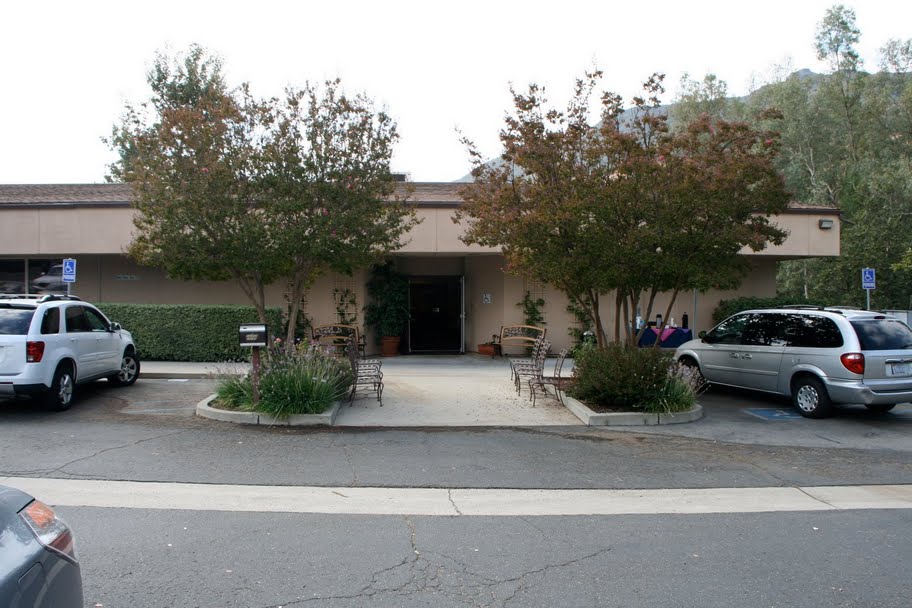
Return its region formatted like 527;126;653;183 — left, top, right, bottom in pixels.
850;319;912;350
0;307;36;335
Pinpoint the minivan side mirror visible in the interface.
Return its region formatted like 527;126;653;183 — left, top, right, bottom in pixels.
698;330;708;341
110;322;122;332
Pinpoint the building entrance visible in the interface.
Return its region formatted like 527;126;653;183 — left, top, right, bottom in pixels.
407;276;464;353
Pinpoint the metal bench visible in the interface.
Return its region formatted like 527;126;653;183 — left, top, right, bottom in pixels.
312;324;366;358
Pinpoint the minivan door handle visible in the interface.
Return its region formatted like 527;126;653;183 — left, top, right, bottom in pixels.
742;354;752;360
729;352;740;358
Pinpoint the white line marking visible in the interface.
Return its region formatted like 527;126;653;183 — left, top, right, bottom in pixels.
2;478;911;516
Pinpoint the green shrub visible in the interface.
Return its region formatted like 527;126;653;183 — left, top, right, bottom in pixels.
712;296;818;325
644;376;697;414
216;343;353;417
570;344;671;408
96;303;283;362
570;345;700;412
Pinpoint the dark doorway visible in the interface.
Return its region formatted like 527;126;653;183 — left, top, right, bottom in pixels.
408;276;463;352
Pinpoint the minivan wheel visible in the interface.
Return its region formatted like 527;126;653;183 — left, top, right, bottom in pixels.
45;364;75;411
678;356;707;387
864;403;896;413
791;376;833;418
109;351;140;387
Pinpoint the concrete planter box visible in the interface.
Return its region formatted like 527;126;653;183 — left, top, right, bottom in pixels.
558;389;703;426
196;394;342;426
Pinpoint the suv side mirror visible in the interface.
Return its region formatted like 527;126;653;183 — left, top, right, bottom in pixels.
110;322;122;332
698;330;708;341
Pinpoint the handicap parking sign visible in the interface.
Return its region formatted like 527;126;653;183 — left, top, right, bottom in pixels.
62;258;77;283
862;268;875;290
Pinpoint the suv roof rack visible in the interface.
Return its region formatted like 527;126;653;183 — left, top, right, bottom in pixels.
777;305;826;310
0;294;83;302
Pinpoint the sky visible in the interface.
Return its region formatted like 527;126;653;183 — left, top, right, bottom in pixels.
2;0;909;184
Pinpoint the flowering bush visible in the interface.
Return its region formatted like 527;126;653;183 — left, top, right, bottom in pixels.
216;339;353;417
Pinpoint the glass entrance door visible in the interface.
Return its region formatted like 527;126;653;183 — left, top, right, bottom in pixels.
408;276;463;352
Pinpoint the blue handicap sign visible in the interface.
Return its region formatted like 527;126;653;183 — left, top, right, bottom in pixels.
62;258;77;283
862;268;875;290
744;408;803;420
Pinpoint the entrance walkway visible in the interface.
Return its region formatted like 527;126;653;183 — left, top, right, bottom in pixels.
336;355;580;427
142;355;581;427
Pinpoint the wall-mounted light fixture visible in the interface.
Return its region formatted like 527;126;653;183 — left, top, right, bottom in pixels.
818;218;834;230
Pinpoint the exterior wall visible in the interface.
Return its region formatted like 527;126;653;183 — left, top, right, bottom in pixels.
746;212;840;257
0;208;134;255
397;208;500;255
0;187;827;356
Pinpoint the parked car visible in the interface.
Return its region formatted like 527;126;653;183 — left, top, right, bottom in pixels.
0;294;140;410
0;484;83;607
675;307;912;418
30;265;65;291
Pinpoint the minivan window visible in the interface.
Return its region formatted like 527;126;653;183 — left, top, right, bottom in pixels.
786;314;844;348
706;314;750;344
0;307;35;335
850;319;912;351
742;313;789;346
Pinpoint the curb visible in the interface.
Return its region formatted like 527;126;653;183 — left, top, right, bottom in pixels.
557;389;703;426
195;394;342;426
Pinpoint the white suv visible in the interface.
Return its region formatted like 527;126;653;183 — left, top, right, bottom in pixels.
0;295;139;410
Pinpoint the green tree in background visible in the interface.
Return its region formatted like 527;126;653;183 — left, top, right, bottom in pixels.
457;72;789;347
109;46;418;342
744;5;912;309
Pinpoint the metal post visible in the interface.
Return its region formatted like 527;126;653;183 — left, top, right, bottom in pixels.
866;289;871;311
252;346;260;405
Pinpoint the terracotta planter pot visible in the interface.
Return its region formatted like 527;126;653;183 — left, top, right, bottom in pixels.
380;336;401;357
477;344;498;357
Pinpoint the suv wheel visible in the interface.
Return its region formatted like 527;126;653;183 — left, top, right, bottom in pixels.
45;363;75;411
791;375;833;418
109;351;140;387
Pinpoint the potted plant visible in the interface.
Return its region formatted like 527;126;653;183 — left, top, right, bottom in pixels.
478;334;501;357
363;261;410;356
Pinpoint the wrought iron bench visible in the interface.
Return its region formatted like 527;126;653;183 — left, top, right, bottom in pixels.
498;324;547;357
346;340;383;405
312;324;366;358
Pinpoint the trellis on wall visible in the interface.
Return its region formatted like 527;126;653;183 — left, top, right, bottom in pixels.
521;278;547;327
333;277;358;325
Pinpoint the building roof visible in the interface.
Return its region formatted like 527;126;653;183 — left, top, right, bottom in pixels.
0;182;836;213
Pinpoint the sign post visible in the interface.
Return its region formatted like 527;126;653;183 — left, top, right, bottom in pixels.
861;268;876;310
62;258;77;297
239;324;268;405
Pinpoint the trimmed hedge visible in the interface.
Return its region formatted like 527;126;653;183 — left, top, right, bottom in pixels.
712;296;818;325
97;303;283;362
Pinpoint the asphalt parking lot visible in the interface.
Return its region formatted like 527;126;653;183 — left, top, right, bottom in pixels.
1;376;910;453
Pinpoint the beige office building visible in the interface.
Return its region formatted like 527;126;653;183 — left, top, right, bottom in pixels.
0;183;840;355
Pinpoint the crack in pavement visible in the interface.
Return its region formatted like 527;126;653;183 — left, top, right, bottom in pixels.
258;516;613;608
447;489;464;515
21;429;192;478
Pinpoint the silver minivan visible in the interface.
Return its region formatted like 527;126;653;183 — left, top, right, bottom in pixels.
675;307;912;418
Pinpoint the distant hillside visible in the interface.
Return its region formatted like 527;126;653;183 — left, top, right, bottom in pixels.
453;69;823;182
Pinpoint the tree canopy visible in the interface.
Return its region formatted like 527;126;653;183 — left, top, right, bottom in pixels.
457;71;789;347
746;5;912;308
109;45;418;341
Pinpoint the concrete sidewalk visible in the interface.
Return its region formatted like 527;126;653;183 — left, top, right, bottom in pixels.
141;355;582;427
